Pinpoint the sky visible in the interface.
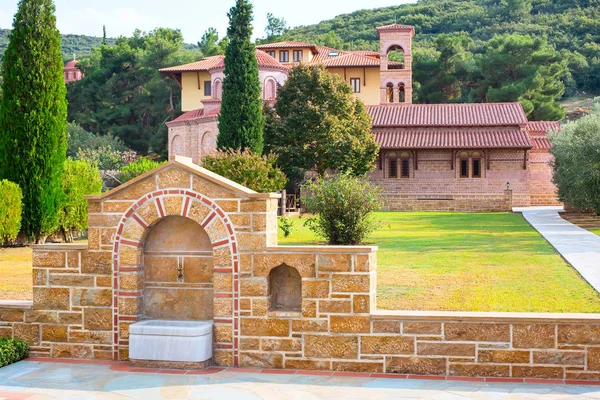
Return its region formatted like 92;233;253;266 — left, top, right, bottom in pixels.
0;0;414;43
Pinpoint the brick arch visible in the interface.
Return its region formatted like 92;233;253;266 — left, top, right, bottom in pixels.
111;189;240;366
385;44;405;54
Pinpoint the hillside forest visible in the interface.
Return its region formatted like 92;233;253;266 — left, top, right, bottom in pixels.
0;0;598;158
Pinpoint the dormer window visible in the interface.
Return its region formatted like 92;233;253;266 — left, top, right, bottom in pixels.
279;50;289;63
266;51;275;58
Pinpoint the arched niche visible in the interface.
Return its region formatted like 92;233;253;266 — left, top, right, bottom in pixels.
143;216;214;321
171;134;184;155
268;264;302;312
386;44;405;69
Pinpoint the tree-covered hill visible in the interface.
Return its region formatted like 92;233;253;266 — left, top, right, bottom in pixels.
285;0;600;53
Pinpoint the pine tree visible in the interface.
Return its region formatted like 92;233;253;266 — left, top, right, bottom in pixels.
0;0;68;243
217;0;264;154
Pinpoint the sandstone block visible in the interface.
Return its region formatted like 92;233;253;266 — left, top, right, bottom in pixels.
113;177;156;200
302;300;317;318
240;278;268;297
284;359;331;370
478;349;530;363
587;347;600;371
261;338;302;352
332;275;370;293
449;363;510;377
0;310;25;322
52;343;93;359
136;201;160;225
240;338;260;351
24;311;58;324
42;325;68;342
302;280;330;299
187;200;211;226
330;315;370;333
33;251;65;268
240;352;283;369
84;308;113;331
253;254;316;278
214;199;238;213
32;268;47;286
49;274;94;287
58;312;82;325
251;299;268;316
119;272;143;291
119;246;142;267
157;168;190;189
373;321;400;334
317;254;351;273
67;252;80;269
404;322;442;335
213;246;233;268
214;324;233;343
353;295;370;313
230;214;251;228
102;201;134;213
119;297;141;316
145;256;178;283
192;176;237;199
558;325;600;345
240;200;268;213
353;254;375;273
319;300;351;314
236;233;267;251
533;350;584;366
304;335;358;359
122;220;145;241
214;349;234;366
13;324;40;346
33;287;70;310
444;323;510;342
240;318;289;337
291;319;328;333
361;336;414;355
96;276;112;288
163;196;183;216
214;273;232;293
417;342;475;357
332;361;383;373
83;251;112;275
386;356;446;375
513;324;556;348
205;218;228;242
69;330;112;344
213;299;232;317
512;366;564;379
72;289;112;307
144;289;212;320
0;327;12;337
88;214;122;227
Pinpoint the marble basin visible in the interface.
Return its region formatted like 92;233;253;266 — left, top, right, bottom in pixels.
129;320;213;363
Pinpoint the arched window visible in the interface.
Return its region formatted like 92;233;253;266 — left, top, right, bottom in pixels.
386;45;405;70
264;78;277;100
386;82;394;104
398;83;406;103
213;79;222;100
459;152;469;178
472;151;482;178
388;152;398;178
400;152;410;178
269;264;301;312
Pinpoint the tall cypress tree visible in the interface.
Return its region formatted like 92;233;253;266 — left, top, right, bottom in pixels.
217;0;264;153
0;0;67;243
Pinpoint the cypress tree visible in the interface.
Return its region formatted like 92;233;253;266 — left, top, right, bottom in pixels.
217;0;264;153
0;0;68;243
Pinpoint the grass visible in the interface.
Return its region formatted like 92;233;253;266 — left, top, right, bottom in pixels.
0;247;32;301
279;212;600;313
561;212;600;237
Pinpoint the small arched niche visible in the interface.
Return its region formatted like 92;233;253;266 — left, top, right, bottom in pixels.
386;82;394;103
387;45;405;69
143;216;214;320
268;264;302;313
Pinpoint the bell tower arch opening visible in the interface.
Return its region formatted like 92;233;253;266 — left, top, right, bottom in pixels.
378;24;414;105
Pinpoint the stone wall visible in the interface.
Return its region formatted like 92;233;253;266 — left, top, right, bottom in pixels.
0;155;595;380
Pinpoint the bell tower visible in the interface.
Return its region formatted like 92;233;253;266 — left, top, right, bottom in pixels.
377;24;414;105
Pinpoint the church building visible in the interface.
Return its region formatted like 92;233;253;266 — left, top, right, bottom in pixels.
159;24;560;211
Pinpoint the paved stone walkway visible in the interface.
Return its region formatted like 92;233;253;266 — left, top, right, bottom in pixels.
2;360;600;399
517;207;600;293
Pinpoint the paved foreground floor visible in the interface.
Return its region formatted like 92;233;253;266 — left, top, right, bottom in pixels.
2;360;600;399
519;207;600;293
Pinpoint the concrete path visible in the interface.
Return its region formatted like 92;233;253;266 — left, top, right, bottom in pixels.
516;206;600;293
2;360;600;400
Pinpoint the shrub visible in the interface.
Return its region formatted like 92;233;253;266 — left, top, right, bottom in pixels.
302;173;382;245
202;149;287;192
77;146;127;171
120;158;163;183
0;337;29;367
551;97;600;214
0;180;23;243
57;159;103;242
278;216;294;238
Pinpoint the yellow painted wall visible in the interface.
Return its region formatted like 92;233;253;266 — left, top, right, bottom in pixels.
263;48;314;64
327;67;381;105
181;71;212;112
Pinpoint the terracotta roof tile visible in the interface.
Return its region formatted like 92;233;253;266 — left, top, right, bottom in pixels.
64;60;79;70
160;50;287;73
375;129;533;149
367;103;529;127
527;121;561;133
322;53;381;68
377;24;415;32
255;50;287;70
531;136;552;150
168;107;221;125
350;50;380;58
256;41;318;51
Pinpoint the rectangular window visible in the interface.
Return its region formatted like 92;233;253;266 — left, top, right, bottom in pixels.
279;50;289;63
293;50;303;62
389;160;398;178
401;159;410;178
204;81;212;97
266;51;275;58
460;159;469;178
350;78;361;93
472;159;481;178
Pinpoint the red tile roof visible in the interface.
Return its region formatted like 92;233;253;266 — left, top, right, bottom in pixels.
377;24;415;33
531;136;552;150
256;41;318;51
322;53;382;68
367;103;529;127
350;50;380;58
160;51;287;73
64;60;79;70
168;107;221;125
527;121;561;133
375;129;533;149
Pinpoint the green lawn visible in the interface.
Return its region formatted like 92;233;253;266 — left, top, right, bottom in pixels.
0;247;32;301
591;229;600;236
279;212;600;313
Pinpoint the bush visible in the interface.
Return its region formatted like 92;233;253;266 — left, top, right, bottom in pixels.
551;97;600;214
77;146;128;171
302;173;382;245
0;337;29;367
0;180;22;243
57;160;103;242
67;122;127;158
278;216;294;238
202;149;287;192
120;158;163;183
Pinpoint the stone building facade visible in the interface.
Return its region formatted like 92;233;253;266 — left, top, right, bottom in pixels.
159;24;562;211
1;156;599;380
